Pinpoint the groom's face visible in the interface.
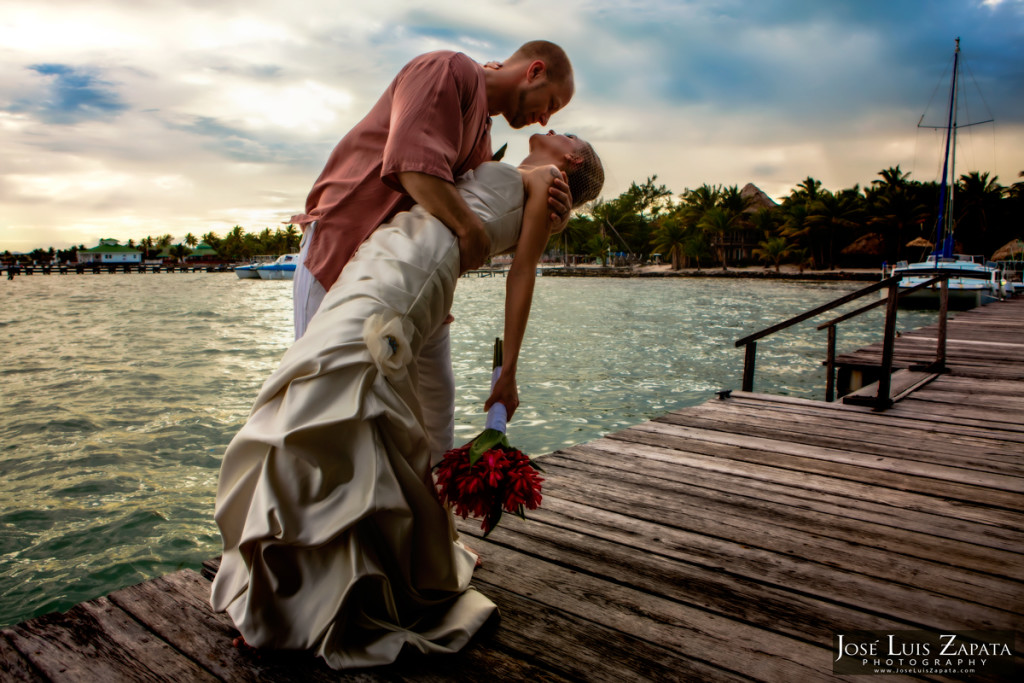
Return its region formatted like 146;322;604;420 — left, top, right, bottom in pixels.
506;78;571;130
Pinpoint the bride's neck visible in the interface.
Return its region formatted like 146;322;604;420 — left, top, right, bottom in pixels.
517;155;564;172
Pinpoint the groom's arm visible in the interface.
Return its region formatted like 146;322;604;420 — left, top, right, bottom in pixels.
396;171;490;274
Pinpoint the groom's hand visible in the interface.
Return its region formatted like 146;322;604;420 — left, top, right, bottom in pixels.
397;171;491;272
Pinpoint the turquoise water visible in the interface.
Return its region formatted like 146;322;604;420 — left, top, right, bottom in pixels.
0;272;936;627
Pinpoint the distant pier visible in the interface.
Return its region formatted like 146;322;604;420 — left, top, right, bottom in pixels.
3;263;232;278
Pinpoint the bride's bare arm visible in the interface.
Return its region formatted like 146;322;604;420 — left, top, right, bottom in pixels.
484;165;562;419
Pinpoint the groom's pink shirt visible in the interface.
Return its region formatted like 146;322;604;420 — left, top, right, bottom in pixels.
292;51;493;291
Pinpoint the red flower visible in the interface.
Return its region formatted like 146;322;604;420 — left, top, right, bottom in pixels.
435;441;543;535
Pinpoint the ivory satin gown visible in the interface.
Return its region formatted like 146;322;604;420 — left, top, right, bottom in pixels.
210;162;524;669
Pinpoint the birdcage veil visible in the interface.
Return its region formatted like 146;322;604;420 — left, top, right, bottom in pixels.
566;140;604;208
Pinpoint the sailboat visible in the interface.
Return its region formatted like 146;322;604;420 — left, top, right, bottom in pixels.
890;38;1003;310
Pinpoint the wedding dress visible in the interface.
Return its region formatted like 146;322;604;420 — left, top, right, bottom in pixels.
210;162;524;669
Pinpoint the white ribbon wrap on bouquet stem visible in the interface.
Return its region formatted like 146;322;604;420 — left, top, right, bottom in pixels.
484;366;508;433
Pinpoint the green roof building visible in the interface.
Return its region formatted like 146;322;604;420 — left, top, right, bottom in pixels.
77;239;142;264
188;243;219;260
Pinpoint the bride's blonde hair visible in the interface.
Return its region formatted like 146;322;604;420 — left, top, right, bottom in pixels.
566;141;604;208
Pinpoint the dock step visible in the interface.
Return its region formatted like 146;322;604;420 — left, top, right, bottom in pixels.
842;368;938;406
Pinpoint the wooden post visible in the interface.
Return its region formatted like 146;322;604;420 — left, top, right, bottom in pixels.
825;325;837;403
875;280;900;410
936;276;948;369
742;342;756;392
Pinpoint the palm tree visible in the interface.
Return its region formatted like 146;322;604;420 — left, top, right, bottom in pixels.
138;236;155;260
169;243;191;263
683;231;711;271
650;218;687;270
749;207;780;240
955;171;1004;255
1010;171;1024;201
550;214;596;266
791;176;824;204
867;166;931;263
753;236;791;272
698;206;742;269
283;225;301;253
807;187;864;270
184;233;198;248
584;233;612;266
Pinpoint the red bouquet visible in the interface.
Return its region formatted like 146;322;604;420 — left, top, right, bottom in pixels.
435;339;543;535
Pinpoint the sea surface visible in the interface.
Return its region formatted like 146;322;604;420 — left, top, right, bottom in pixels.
0;271;937;627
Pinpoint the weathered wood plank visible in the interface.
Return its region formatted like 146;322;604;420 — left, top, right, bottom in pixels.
535;453;1024;608
548;445;1024;561
694;389;1024;444
670;404;1024;474
472;583;756;683
0;634;43;681
109;570;356;683
116;568;568;683
3;596;217;682
724;390;1024;438
555;432;1024;533
610;422;1024;510
465;528;841;682
498;495;1023;640
536;448;1024;581
460;511;920;644
620;418;1024;495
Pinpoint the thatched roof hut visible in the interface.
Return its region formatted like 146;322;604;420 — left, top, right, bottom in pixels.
740;183;778;212
841;232;884;256
992;239;1024;261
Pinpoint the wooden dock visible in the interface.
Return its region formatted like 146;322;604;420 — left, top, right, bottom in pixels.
3;300;1022;681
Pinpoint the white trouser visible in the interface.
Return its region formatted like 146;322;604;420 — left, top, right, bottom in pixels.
292;221;455;463
293;222;328;341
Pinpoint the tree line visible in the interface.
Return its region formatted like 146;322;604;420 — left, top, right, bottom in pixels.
4;225;302;265
555;168;1024;271
6;168;1023;270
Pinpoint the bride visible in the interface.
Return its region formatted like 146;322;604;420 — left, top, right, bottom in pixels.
210;131;603;669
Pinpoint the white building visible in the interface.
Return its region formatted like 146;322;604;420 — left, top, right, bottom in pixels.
77;239;142;264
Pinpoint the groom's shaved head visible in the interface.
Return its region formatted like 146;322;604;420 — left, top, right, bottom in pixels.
509;40;574;90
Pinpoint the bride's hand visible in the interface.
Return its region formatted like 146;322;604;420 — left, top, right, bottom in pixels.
484;370;519;420
547;170;572;231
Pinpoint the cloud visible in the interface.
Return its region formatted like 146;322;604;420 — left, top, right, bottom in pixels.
8;64;128;124
0;0;1022;252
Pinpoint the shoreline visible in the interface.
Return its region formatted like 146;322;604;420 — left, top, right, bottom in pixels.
540;264;882;281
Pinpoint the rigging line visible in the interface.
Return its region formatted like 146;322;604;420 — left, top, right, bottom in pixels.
960;53;997;122
917;50;956;129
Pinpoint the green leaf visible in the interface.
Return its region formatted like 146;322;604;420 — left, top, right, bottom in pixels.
468;429;509;465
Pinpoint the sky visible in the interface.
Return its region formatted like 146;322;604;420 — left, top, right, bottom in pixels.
2;0;1022;253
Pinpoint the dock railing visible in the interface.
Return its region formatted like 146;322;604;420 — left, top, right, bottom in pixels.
734;274;949;410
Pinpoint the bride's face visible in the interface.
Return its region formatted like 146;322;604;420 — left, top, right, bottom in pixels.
527;130;580;167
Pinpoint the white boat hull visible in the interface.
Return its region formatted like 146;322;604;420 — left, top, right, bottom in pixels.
247;253;299;281
892;255;1001;310
256;266;295;281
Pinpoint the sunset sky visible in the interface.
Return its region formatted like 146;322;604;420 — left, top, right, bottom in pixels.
2;0;1022;252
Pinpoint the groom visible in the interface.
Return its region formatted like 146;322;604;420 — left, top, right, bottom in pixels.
291;40;576;339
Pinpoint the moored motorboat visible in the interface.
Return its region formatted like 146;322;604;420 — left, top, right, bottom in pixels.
234;264;261;279
256;253;300;280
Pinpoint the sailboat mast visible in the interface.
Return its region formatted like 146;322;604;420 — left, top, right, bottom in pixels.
934;38;960;259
